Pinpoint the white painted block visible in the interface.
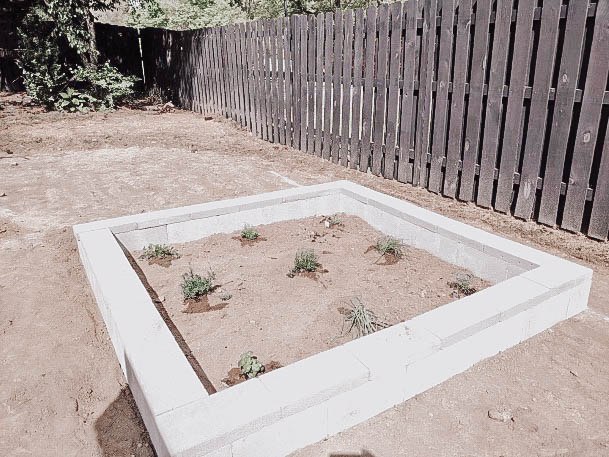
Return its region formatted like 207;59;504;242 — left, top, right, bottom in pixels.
566;277;591;317
408;276;548;347
522;261;593;290
259;346;369;417
157;379;283;457
342;323;440;379
326;377;406;437
230;402;328;457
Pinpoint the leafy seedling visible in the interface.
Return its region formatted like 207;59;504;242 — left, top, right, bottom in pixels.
374;236;403;258
449;272;477;297
140;243;179;260
322;214;343;228
290;249;320;275
241;225;259;241
342;298;388;338
181;268;216;300
238;351;265;379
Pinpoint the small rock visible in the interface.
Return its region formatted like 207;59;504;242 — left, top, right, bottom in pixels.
488;408;513;423
0;192;6;197
21;95;33;106
569;369;579;377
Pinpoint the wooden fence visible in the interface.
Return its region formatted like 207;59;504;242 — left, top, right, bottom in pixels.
138;0;609;241
4;0;609;240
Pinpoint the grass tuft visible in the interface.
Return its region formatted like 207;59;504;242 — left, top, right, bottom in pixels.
140;243;179;260
292;249;320;273
374;236;403;258
241;225;259;241
181;268;216;300
342;298;388;338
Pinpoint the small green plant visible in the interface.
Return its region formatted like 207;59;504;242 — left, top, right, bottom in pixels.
292;249;320;273
241;225;259;240
140;243;179;260
374;236;403;258
238;351;264;379
342;298;388;338
449;272;477;297
323;214;343;228
55;88;98;113
181;269;216;300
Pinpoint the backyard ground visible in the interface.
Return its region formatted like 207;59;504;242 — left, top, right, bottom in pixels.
1;91;608;457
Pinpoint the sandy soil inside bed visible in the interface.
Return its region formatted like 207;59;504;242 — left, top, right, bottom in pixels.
134;214;488;391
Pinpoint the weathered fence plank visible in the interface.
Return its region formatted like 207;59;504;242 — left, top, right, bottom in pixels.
359;6;378;172
307;15;317;154
349;8;366;170
562;0;609;232
340;10;354;167
397;0;419;183
331;11;345;162
476;0;513;208
514;0;562;220
494;1;536;213
382;2;404;179
371;4;390;175
315;13;325;156
428;0;455;192
537;0;589;227
322;12;335;161
459;0;492;201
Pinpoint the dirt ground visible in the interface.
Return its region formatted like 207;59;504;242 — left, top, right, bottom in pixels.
1;91;608;457
134;215;486;392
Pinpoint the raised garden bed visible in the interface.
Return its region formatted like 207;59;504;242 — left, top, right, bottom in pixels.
132;214;488;391
74;181;592;457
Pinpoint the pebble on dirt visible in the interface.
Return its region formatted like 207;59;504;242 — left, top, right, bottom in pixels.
487;408;514;423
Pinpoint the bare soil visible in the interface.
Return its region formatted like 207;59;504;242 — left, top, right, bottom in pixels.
133;215;487;391
2;91;609;457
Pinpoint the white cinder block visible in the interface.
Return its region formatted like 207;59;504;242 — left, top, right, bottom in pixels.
342;323;440;379
525;289;572;339
230;402;328;457
259;347;369;417
116;225;168;251
326;377;406;436
157;379;282;457
457;244;508;283
522;261;593;291
408;276;548;347
566;277;591;317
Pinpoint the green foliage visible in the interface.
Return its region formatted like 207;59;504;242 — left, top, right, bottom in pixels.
342;298;388;338
241;225;259;241
181;269;216;299
292;249;320;273
129;0;246;29
17;0;139;110
141;243;179;260
449;272;477;297
374;236;403;258
238;351;264;379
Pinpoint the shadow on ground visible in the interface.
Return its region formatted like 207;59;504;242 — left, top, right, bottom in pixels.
95;386;156;457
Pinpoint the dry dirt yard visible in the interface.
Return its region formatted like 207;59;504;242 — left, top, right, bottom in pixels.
1;91;608;457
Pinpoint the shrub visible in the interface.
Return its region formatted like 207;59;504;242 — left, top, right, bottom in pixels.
240;225;259;241
342;298;388;338
181;269;216;299
238;351;264;379
374;236;403;258
292;249;320;273
140;243;179;260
